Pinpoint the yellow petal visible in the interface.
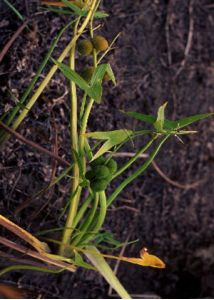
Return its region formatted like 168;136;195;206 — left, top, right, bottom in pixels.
139;248;166;268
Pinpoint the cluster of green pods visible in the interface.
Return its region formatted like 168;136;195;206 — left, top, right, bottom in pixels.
85;156;117;192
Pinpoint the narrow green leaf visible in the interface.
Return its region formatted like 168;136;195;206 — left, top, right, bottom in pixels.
124;111;156;124
74;251;96;270
154;102;167;132
3;0;24;21
54;60;102;101
169;113;214;130
89;83;102;103
0;264;64;276
94;11;109;18
90;64;108;85
106;64;116;85
85;246;131;299
85;130;133;161
62;0;85;16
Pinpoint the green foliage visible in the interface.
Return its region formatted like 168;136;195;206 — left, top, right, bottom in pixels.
85;129;133;160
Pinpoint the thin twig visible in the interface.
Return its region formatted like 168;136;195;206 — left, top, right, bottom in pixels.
151;160;205;189
165;0;173;66
0;121;70;167
0;19;29;63
175;0;195;78
114;152;204;190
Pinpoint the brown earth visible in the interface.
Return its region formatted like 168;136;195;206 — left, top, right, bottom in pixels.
0;0;214;298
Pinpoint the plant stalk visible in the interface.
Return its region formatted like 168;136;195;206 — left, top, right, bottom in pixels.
107;135;170;206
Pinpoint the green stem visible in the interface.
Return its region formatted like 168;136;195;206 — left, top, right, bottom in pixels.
80;191;107;245
107;135;170;207
113;137;156;179
71;193;99;246
59;19;81;256
72;193;93;229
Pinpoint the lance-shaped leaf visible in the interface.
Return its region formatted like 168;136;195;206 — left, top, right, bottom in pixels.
124;110;213;131
0;214;50;253
85;129;133;161
54;61;115;103
154;102;167;132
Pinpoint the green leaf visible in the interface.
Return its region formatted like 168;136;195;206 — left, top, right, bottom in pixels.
106;64;116;85
61;0;85;16
53;60;101;101
3;0;24;21
85;129;133;161
154;102;167;132
89;83;103;103
124;110;213;132
91;64;108;85
74;251;96;270
124;111;156;125
168;113;214;130
85;246;131;299
94;11;109;18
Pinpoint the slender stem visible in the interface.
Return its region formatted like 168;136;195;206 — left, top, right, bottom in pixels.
72;193;93;228
11;0;98;133
71;193;99;246
107;135;170;207
112;137;156;179
79;18;97;168
59;19;80;256
80;191;107;245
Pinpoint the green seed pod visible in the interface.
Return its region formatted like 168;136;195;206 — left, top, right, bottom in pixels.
80;66;94;82
93;165;110;179
91;36;109;52
107;159;117;174
77;40;93;56
90;156;106;168
85;170;95;180
90;179;108;192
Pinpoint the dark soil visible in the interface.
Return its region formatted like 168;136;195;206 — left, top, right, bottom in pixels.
0;0;214;298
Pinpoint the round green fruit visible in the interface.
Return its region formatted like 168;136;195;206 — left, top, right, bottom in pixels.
77;40;93;56
91;36;109;52
93;165;110;179
90;179;108;192
90;156;106;168
107;159;117;174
